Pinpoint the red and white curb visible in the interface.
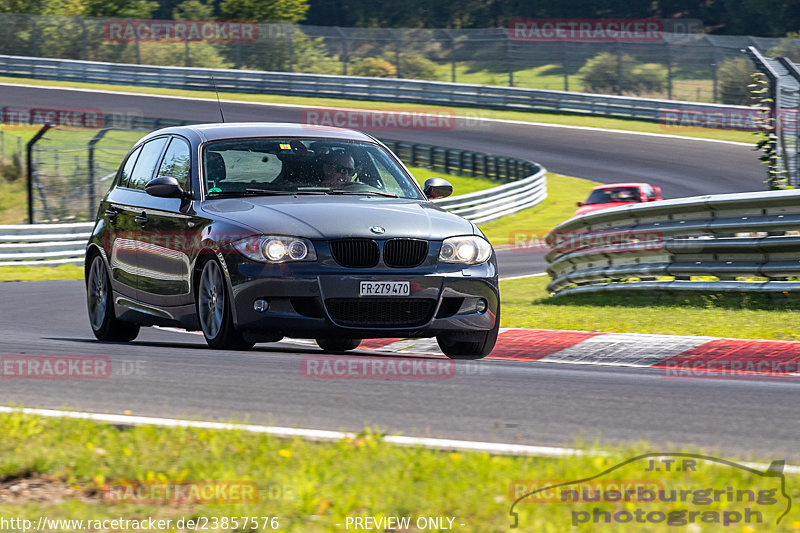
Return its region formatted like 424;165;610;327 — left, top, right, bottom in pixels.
156;327;800;378
359;329;800;378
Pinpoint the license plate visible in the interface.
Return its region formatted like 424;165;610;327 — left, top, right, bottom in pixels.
359;281;410;296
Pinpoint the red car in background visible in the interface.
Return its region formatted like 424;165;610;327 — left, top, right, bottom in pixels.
575;182;663;216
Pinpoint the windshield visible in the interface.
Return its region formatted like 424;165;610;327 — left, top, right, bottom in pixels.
202;138;423;199
584;186;642;205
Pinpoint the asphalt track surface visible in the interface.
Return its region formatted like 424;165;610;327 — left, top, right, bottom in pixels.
1;280;799;460
0;83;763;199
0;83;764;277
1;84;792;458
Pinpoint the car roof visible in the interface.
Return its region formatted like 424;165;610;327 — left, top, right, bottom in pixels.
592;182;651;190
138;122;377;144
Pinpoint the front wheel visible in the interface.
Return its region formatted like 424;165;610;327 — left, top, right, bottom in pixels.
316;338;362;352
197;258;254;350
436;305;500;360
86;254;139;342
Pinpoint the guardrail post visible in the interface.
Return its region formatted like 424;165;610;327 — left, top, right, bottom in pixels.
665;41;673;100
26;15;38;57
88;128;109;218
335;27;348;75
616;40;623;95
285;24;294;73
711;42;719;103
26;124;51;224
444;29;456;83
505;27;514;87
394;31;401;78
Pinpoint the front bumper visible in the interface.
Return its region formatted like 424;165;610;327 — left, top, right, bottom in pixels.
228;259;499;340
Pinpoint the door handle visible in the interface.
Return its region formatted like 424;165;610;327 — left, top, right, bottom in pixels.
104;208;119;222
135;213;149;225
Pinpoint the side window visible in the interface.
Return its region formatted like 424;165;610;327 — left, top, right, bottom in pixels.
118;146;142;188
157;137;191;190
127;137;169;190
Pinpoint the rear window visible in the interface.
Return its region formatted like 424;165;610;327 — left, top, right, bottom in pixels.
585;187;641;205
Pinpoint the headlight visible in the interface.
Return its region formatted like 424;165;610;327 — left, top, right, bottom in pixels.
439;236;492;265
232;236;317;263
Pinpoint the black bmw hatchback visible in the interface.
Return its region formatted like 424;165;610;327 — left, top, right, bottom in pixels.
85;123;499;358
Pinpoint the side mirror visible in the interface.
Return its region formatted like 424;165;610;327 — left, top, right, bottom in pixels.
423;178;453;199
146;176;190;199
576;201;584;207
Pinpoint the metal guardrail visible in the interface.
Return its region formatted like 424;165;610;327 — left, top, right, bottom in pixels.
0;54;756;127
379;139;545;224
545;189;800;296
2;155;545;266
0;222;93;266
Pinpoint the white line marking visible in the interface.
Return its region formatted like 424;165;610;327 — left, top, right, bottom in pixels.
500;272;547;280
0;405;583;457
1;406;797;473
0;81;750;146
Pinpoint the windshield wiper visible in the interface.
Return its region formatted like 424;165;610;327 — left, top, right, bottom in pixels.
207;188;328;198
328;189;398;198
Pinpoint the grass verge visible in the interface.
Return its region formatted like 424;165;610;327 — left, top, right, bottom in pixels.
0;76;753;143
478;172;596;246
408;166;498;195
0;412;796;532
0;264;83;281
500;276;800;341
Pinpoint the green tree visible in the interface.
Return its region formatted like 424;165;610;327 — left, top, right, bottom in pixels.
717;56;756;105
172;0;214;20
220;0;308;23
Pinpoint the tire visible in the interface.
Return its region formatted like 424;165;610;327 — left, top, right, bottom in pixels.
86;254;140;342
197;258;254;350
436;303;500;360
316;338;362;352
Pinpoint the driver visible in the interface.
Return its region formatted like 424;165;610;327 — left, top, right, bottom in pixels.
320;151;356;188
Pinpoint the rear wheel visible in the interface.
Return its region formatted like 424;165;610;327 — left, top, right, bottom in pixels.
436;305;500;360
198;258;254;350
86;254;139;342
316;338;362;352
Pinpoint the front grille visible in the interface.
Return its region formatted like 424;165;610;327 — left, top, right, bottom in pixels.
384;239;428;268
325;298;436;327
330;239;379;268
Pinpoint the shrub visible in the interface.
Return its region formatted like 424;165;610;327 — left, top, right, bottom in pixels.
767;36;800;63
0;152;23;183
350;57;396;78
396;52;439;80
717;56;756;105
578;52;667;95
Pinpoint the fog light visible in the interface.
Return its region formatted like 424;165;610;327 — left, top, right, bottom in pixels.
476;298;488;313
253;299;269;313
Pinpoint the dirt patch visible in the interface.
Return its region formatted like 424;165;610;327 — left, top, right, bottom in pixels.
0;475;94;504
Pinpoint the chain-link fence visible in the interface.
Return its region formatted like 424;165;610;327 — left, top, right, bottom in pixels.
1;13;798;104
